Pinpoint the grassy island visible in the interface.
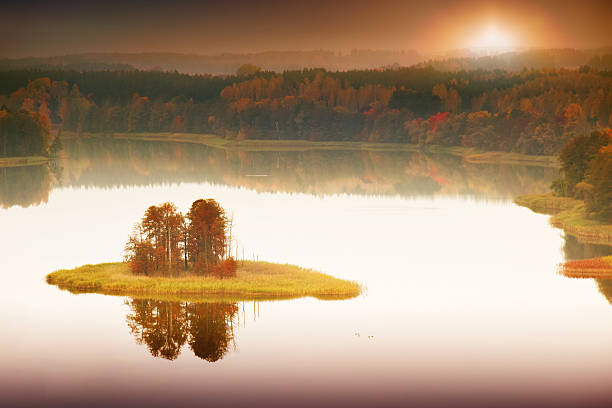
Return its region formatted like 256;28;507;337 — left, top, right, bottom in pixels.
560;256;612;279
46;261;362;301
515;193;612;245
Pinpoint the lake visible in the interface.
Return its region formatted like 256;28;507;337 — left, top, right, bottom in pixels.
1;138;611;408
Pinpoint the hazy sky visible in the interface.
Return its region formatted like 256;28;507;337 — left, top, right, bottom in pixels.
1;0;610;57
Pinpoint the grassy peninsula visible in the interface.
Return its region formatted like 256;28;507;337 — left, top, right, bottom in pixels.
46;261;362;301
515;130;611;245
515;193;612;245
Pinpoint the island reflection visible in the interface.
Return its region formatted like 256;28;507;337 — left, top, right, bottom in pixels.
126;299;241;362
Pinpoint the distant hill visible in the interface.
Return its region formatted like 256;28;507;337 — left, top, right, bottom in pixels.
417;48;612;71
0;50;423;75
1;48;610;74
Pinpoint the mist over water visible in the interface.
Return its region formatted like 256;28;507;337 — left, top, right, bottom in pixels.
1;139;611;407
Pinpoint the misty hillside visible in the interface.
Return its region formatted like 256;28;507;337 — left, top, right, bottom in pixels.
0;50;423;75
2;48;611;75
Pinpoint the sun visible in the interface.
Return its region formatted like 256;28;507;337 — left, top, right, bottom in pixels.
469;25;515;53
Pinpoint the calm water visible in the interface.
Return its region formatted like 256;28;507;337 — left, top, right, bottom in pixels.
1;139;612;408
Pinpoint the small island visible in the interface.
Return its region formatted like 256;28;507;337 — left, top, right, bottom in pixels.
46;199;361;301
46;261;361;301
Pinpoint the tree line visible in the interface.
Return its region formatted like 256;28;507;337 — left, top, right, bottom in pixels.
125;199;237;277
1;66;611;155
553;129;612;222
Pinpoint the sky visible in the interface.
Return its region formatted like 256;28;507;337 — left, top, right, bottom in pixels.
1;0;611;58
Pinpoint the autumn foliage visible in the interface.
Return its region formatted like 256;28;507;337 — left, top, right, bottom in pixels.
553;129;612;221
2;66;611;155
125;199;237;278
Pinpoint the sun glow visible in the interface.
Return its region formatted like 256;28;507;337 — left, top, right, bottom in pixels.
469;25;515;53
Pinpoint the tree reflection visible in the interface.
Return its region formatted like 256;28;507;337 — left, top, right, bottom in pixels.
1;137;558;208
126;300;188;360
187;303;238;362
0;135;560;209
126;299;239;362
561;235;612;307
58;137;556;200
562;235;612;261
0;165;52;209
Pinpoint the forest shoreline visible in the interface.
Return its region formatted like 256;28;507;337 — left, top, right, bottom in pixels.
60;131;559;167
514;193;612;245
46;261;362;301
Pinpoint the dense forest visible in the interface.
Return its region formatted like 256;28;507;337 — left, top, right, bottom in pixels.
0;109;50;157
1;64;611;155
553;129;612;221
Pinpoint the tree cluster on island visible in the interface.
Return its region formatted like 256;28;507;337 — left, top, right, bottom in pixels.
125;199;237;278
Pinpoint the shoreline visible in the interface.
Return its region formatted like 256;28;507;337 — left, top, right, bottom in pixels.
46;261;362;301
0;156;49;168
514;193;612;246
60;131;559;167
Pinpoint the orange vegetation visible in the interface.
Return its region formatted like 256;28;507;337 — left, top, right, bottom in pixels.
560;256;612;278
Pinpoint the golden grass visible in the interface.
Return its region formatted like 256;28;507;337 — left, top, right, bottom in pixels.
0;156;49;168
560;256;612;279
46;261;362;301
515;193;612;245
464;151;558;167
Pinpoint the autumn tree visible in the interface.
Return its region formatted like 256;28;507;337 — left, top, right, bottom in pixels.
187;199;228;275
553;130;610;196
584;143;612;222
0;109;50;157
125;224;155;276
142;202;184;275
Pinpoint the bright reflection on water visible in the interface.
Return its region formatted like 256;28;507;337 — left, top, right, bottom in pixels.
1;139;612;407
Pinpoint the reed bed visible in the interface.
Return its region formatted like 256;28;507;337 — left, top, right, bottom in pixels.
560;256;612;279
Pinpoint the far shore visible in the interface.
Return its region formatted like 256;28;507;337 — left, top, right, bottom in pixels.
46;261;362;302
515;193;612;245
59;130;559;167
